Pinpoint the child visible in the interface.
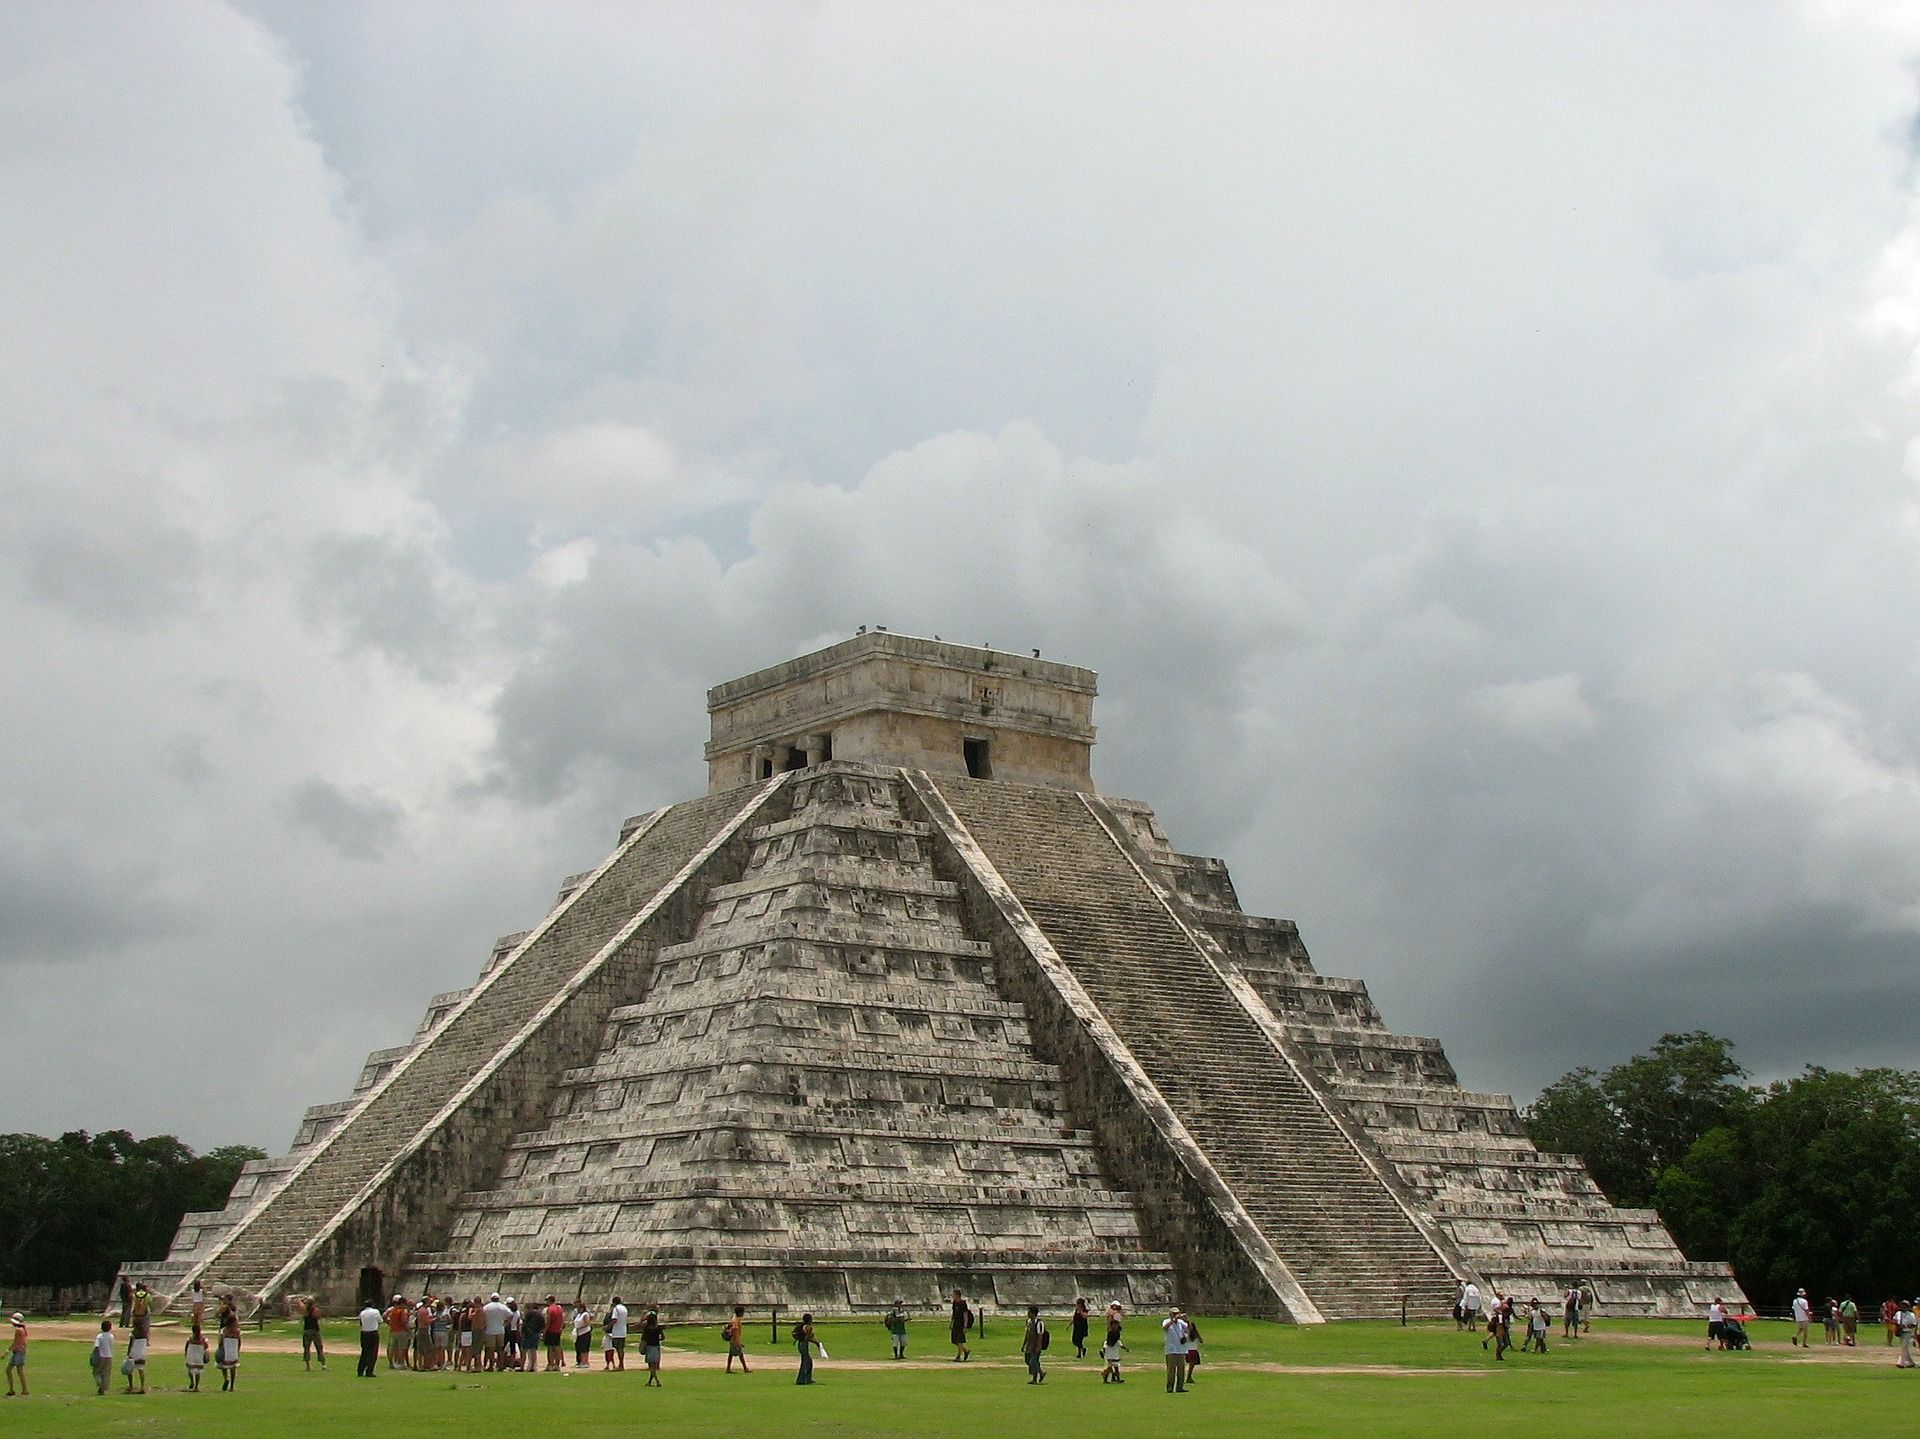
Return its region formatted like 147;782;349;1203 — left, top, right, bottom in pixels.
90;1320;114;1395
884;1301;908;1360
602;1311;616;1371
7;1313;26;1396
184;1326;209;1391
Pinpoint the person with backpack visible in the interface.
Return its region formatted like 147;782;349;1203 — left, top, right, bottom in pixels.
724;1305;750;1373
1841;1296;1859;1346
1022;1305;1049;1384
793;1312;820;1385
884;1301;908;1360
949;1290;973;1362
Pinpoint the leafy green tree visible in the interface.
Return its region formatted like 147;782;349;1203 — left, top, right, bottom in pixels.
0;1130;265;1292
1529;1037;1920;1307
1524;1031;1745;1207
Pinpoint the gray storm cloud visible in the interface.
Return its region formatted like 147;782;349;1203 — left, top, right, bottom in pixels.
3;0;1920;1148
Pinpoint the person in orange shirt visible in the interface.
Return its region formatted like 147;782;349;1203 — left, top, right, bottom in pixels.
386;1297;411;1370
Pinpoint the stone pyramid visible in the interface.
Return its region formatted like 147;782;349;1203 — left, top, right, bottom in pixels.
138;633;1740;1320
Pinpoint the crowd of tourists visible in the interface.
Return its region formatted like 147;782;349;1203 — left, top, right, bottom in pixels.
12;1273;1914;1400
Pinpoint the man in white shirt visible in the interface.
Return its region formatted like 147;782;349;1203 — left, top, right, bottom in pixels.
608;1297;629;1372
1160;1308;1188;1393
482;1293;511;1372
1895;1301;1915;1369
357;1301;382;1378
1462;1282;1482;1331
1791;1289;1812;1347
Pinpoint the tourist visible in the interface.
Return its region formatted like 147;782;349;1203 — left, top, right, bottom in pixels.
1184;1313;1202;1382
1841;1295;1859;1346
1161;1308;1188;1392
520;1299;541;1372
1460;1280;1482;1333
6;1312;26;1396
1895;1299;1916;1369
117;1278;132;1328
385;1295;409;1370
1791;1289;1811;1346
541;1295;564;1371
1580;1282;1595;1332
506;1298;524;1369
1484;1295;1513;1361
482;1292;509;1370
607;1295;629;1370
1455;1282;1470;1330
217;1298;242;1390
572;1302;592;1368
640;1308;666;1385
1705;1297;1726;1351
124;1310;148;1394
601;1313;615;1370
1071;1297;1090;1358
1825;1298;1841;1345
1885;1298;1901;1346
793;1311;819;1385
432;1299;451;1370
885;1300;908;1360
1563;1282;1582;1338
91;1319;114;1395
949;1289;973;1362
127;1285;150;1393
1022;1305;1048;1384
725;1304;750;1373
300;1296;325;1370
183;1323;208;1391
357;1298;381;1377
1100;1302;1126;1384
188;1279;206;1332
1524;1300;1549;1353
416;1296;433;1369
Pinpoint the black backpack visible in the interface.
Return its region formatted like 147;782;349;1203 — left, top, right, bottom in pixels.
1038;1322;1050;1351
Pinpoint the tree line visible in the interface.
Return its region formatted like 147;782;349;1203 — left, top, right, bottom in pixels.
0;1131;265;1293
1523;1031;1920;1307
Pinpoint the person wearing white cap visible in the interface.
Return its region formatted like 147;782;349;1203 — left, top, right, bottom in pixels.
6;1313;27;1396
481;1293;510;1371
1161;1308;1188;1393
1792;1289;1811;1347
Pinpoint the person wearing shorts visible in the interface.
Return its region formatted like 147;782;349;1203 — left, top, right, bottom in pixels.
640;1309;665;1386
607;1298;628;1371
7;1313;27;1396
482;1293;509;1370
544;1296;566;1371
1792;1289;1812;1346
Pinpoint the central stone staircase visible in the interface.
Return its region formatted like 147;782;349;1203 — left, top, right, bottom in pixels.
927;775;1460;1320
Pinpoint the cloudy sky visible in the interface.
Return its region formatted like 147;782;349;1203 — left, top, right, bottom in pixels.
6;1;1920;1153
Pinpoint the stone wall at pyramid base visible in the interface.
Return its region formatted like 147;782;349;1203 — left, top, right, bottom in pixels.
398;1253;1172;1322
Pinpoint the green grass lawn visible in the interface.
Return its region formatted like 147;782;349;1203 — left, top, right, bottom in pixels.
5;1316;1909;1438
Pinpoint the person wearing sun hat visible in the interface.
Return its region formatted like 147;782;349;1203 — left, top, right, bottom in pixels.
6;1313;26;1396
1791;1289;1811;1346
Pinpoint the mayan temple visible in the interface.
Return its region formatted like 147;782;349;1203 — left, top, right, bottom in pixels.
136;632;1740;1321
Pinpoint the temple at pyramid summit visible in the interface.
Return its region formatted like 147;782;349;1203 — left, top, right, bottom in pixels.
134;632;1740;1321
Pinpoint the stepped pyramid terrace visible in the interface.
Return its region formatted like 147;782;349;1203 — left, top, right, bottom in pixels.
132;632;1742;1321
